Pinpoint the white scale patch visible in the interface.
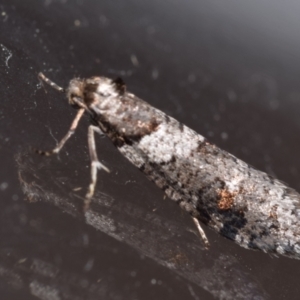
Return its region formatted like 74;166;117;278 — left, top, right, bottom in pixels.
139;123;202;164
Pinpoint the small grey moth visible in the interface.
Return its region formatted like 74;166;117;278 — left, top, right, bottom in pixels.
36;72;300;259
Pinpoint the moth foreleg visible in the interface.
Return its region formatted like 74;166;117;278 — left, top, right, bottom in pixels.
35;108;85;156
177;200;210;248
84;125;110;212
192;217;210;249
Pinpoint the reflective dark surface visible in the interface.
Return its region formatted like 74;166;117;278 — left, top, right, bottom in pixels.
1;1;300;299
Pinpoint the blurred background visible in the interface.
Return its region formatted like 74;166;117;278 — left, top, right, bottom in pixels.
1;0;300;299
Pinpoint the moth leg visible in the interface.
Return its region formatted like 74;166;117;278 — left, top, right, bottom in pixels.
177;200;210;248
35;108;85;156
192;217;210;249
134;164;211;248
84;125;110;212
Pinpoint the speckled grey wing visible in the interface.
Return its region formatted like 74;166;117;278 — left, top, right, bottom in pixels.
88;83;300;259
120;109;300;259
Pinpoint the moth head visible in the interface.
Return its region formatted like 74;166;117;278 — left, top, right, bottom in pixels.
66;78;85;108
38;73;126;109
64;76;125;108
66;76;126;108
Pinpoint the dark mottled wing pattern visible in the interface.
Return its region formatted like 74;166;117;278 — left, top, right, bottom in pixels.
84;77;300;259
115;95;300;258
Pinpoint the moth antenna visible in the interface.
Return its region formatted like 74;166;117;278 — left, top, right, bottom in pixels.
38;72;65;93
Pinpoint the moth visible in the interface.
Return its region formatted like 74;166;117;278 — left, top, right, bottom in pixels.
36;72;300;259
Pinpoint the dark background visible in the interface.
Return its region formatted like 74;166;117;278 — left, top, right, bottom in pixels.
1;0;300;299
